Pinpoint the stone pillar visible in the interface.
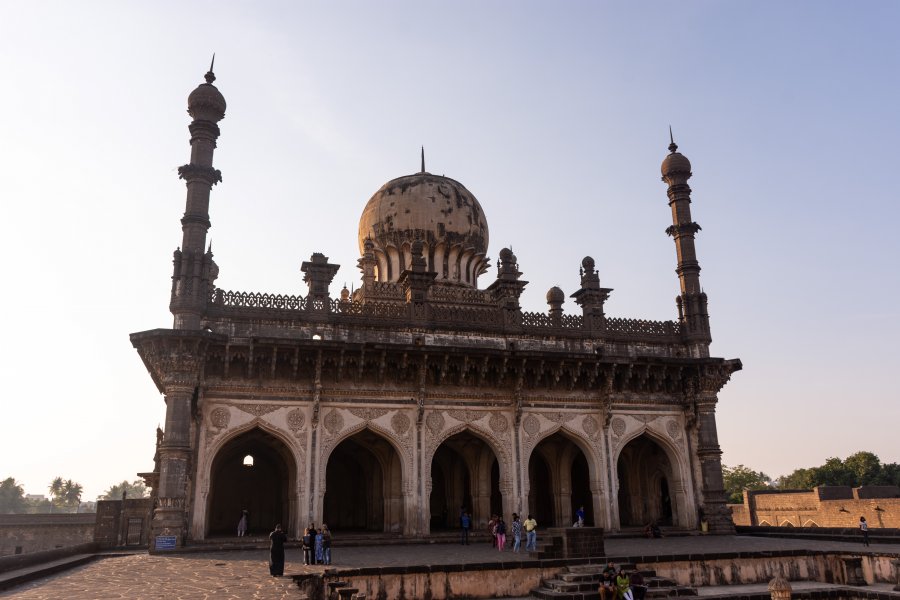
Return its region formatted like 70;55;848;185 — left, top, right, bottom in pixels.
695;396;734;534
151;386;194;549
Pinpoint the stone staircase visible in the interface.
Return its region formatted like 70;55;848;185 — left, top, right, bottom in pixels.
529;527;605;559
530;563;698;600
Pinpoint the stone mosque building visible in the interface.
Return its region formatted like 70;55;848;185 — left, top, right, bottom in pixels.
131;67;741;547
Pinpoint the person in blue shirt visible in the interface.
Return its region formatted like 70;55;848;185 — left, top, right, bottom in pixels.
460;511;471;545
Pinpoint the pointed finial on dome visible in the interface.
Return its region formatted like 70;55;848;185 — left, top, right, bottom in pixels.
207;240;213;253
668;125;678;154
205;53;216;84
421;146;425;173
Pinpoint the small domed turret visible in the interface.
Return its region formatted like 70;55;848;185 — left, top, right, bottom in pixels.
546;286;565;304
661;135;691;180
188;69;226;122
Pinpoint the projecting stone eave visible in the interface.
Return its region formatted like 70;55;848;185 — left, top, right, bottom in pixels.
129;328;227;394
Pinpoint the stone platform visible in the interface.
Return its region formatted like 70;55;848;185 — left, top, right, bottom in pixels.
3;535;900;599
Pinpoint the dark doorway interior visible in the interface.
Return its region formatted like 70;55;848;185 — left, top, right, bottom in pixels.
323;429;403;532
207;428;295;536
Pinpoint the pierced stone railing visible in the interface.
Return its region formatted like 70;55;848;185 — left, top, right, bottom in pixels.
211;289;307;310
604;317;680;337
208;288;681;340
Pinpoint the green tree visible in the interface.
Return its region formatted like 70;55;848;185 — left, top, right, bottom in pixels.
62;480;83;509
0;477;27;514
722;464;771;504
48;477;83;512
101;479;148;500
843;451;882;485
880;462;900;487
777;467;816;489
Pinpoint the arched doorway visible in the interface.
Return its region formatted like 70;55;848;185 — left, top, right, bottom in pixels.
207;428;296;536
323;429;403;532
429;430;502;532
616;434;676;527
528;432;594;527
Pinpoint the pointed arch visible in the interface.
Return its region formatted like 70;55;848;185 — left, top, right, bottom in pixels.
523;424;603;528
427;422;511;533
206;425;298;537
613;426;690;529
320;425;407;532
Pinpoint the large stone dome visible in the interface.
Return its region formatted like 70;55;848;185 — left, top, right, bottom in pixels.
358;172;490;287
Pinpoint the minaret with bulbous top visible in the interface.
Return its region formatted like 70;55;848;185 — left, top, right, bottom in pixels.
661;133;711;353
170;60;226;330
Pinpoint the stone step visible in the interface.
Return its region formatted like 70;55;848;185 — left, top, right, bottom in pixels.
543;578;599;593
530;588;601;600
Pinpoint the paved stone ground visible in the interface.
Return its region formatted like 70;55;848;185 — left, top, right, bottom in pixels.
3;535;899;599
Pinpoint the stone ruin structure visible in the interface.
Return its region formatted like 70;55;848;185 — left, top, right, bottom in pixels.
130;66;741;547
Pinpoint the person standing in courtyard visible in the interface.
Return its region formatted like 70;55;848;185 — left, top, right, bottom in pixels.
322;524;332;565
496;516;507;551
488;514;498;547
301;527;313;565
315;527;324;564
268;524;288;577
460;511;471;545
524;514;537;551
237;509;248;537
511;513;522;552
859;516;869;546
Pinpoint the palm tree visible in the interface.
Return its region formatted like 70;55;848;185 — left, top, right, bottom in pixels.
62;480;83;511
48;477;64;512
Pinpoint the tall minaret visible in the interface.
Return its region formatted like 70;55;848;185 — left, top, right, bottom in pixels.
661;131;711;352
170;59;226;329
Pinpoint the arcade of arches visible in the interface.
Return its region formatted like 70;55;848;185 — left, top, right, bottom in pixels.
199;423;700;537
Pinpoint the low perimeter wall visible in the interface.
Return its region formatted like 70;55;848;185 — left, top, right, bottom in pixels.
0;514;95;557
298;550;900;600
297;558;592;600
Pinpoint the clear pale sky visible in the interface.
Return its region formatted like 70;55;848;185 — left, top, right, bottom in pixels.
1;2;897;501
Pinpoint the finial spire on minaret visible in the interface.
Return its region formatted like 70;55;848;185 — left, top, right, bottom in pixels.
205;53;216;84
668;125;678;153
421;146;425;173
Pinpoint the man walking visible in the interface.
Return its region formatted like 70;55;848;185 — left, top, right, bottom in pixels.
524;514;538;551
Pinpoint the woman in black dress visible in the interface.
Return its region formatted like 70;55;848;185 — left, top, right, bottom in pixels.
269;524;288;576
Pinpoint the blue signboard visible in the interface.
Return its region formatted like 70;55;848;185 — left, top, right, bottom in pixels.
155;535;177;551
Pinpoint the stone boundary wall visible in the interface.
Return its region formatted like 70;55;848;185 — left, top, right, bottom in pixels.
0;542;99;575
298;550;900;600
298;558;585;600
635;550;897;587
730;486;900;527
736;525;900;544
0;514;95;557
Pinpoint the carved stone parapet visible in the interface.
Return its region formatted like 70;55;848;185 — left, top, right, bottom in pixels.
178;163;222;186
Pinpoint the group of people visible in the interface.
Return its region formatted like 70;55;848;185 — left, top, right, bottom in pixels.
461;509;538;552
301;523;332;565
598;562;647;600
